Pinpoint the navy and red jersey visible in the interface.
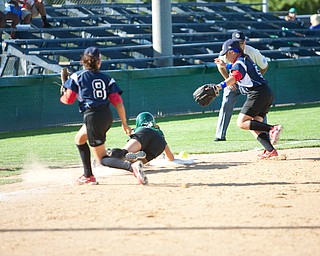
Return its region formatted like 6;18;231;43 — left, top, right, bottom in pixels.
230;56;267;94
63;70;122;112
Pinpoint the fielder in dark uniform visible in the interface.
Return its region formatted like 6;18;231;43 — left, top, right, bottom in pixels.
214;39;283;159
100;112;174;172
60;46;147;185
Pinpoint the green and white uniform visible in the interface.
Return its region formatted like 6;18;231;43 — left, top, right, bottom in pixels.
130;126;167;162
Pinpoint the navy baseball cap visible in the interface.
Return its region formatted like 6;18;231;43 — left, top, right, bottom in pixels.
219;39;242;56
84;46;101;58
232;31;246;42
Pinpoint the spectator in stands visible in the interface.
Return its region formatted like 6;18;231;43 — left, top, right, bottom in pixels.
1;0;20;39
284;7;304;26
309;14;320;30
21;0;51;28
284;7;297;21
0;1;5;48
5;0;31;24
214;31;268;142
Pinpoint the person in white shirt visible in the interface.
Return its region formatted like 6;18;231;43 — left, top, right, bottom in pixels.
214;31;268;141
21;0;51;27
309;14;320;30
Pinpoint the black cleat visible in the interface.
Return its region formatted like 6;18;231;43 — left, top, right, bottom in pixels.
214;138;226;142
125;151;146;162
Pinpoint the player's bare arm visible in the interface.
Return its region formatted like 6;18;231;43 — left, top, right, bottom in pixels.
215;58;231;80
114;102;132;135
214;58;226;67
164;145;174;161
260;66;268;75
60;68;69;84
108;93;132;135
217;76;237;90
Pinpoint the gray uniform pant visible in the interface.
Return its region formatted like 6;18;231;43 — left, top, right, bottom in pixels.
215;86;267;140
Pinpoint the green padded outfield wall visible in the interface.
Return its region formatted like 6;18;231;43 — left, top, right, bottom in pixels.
0;58;319;132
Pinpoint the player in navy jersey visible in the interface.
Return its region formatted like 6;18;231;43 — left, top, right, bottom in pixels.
60;46;147;185
214;39;283;160
214;31;268;142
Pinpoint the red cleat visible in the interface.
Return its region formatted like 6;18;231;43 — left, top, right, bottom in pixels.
258;149;278;160
131;161;148;185
76;175;98;185
269;125;283;145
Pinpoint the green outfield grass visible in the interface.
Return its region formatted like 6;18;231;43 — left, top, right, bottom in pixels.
0;103;319;184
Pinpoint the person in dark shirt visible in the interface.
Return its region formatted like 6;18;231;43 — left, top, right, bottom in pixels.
214;39;283;160
60;47;147;185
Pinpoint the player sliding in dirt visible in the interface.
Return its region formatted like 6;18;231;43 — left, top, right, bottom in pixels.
60;46;147;185
100;112;174;178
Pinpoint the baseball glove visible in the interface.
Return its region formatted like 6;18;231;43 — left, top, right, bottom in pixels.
193;83;219;107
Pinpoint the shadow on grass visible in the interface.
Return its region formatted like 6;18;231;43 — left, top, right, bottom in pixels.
0;167;22;175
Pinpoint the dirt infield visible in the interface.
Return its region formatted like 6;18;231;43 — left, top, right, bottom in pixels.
1;148;319;256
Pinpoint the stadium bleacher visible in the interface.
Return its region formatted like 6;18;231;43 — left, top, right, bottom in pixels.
0;1;319;76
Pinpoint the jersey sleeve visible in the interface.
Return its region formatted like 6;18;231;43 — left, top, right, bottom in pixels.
107;77;123;95
60;89;77;105
246;45;268;70
108;92;123;107
230;70;243;81
231;62;246;79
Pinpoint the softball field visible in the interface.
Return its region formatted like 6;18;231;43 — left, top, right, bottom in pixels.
1;148;319;256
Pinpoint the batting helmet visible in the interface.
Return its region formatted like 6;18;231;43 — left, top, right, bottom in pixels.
135;112;155;128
